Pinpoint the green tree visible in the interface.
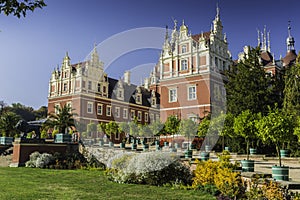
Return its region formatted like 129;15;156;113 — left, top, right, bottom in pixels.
225;46;275;115
8;103;35;121
0;0;46;18
118;122;130;135
256;107;294;166
105;121;119;140
33;106;48;119
129;117;139;139
179;119;198;150
283;61;300;116
97;122;106;134
148;120;164;136
0;111;21;137
197;116;210;137
46;104;76;134
233;110;258;160
164;115;180;135
87;121;97;137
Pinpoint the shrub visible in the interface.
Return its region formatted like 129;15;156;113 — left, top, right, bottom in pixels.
25;151;54;168
106;152;192;186
192;159;245;199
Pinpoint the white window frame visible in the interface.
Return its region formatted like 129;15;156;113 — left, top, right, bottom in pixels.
87;102;93;114
181;59;188;70
188;85;196;100
169;88;177;102
145;112;149;122
123;108;128;119
88;81;92;90
97;103;103;115
63;83;67;91
181;44;187;53
106;105;111;116
55;103;60;114
137;111;142;121
130;109;135;120
115;107;120;118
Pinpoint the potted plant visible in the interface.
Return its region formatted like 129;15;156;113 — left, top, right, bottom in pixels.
105;121;119;148
179;119;198;158
164;115;180;151
256;107;294;181
0;111;20;145
233;110;258;172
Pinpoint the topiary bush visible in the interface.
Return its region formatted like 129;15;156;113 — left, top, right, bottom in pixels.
106;152;192;186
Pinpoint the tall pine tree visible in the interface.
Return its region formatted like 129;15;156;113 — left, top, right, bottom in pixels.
225;46;275;116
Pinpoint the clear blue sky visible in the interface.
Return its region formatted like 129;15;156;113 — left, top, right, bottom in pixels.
0;0;299;109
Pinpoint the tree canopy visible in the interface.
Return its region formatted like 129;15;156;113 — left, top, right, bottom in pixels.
0;0;46;18
225;46;276;115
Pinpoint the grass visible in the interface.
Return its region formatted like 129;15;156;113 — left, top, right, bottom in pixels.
0;167;215;200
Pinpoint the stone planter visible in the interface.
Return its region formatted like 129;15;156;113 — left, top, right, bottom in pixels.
174;143;179;149
131;143;137;150
200;152;210;161
54;134;72;143
205;145;211;152
142;144;149;151
108;141;114;148
272;165;289;181
164;141;169;147
241;160;255;172
99;140;104;147
120;142;126;149
155;145;160;151
249;148;257;155
224;146;231;152
280;149;289;158
185;150;193;158
0;137;14;145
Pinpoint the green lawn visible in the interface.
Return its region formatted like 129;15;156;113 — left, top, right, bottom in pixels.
0;167;215;200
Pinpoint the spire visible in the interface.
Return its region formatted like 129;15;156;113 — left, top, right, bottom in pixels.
287;20;295;52
91;44;100;66
62;52;70;67
216;3;220;21
263;26;267;51
257;29;261;47
164;25;169;41
267;31;271;52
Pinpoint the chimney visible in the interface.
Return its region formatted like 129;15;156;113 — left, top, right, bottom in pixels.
124;71;131;85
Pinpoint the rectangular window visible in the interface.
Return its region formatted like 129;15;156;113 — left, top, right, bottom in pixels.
188;85;196;100
55;104;60;114
87;102;93;114
88;81;92;90
145;112;149;122
151;98;156;106
123;108;128;119
136;94;141;104
169;88;177;102
130;110;135;120
97;83;101;92
106;105;111;116
181;59;188;70
63;83;67;91
181;45;187;53
137;111;142;121
115;107;120;118
97;104;103;115
103;86;106;93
